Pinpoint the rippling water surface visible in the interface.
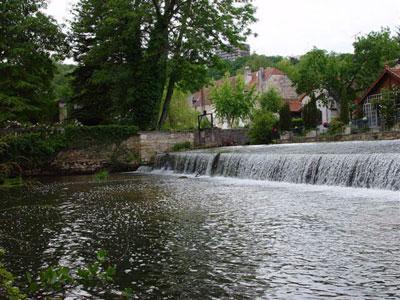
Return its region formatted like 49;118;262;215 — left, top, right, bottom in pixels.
1;174;399;299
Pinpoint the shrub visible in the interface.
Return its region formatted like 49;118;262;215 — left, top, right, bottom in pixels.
259;88;283;113
328;118;345;135
0;125;139;172
279;103;292;131
303;100;321;129
292;118;304;129
249;112;279;145
172;141;192;152
63;125;138;149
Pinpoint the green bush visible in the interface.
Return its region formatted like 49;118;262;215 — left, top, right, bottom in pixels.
292;118;304;129
64;125;138;149
328;118;345;135
0;125;139;172
249;112;278;145
303;100;321;129
279;103;292;131
172;141;192;152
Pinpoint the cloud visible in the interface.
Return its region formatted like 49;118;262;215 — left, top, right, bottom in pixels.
46;0;400;56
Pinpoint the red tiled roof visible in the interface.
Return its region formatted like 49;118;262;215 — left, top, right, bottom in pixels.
287;99;303;112
263;67;285;80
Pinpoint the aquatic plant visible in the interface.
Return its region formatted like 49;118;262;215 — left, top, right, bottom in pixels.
94;170;109;182
0;249;133;299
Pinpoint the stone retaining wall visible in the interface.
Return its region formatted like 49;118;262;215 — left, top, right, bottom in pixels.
139;131;194;163
278;130;400;144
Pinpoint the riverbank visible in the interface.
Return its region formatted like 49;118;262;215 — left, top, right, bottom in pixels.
0;125;140;180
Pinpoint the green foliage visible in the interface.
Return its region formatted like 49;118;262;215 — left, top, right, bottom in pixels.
163;90;197;130
23;249;118;298
63;125;138;149
172;141;192;152
259;88;283;113
279;103;292;131
0;177;24;190
208;54;298;81
199;117;212;129
94;170;109;182
376;89;398;129
295;28;400;124
210;74;256;128
52;64;76;102
328;118;345;135
249;112;278;145
0;0;67;124
352;28;400;92
70;0;256;129
0;125;138;171
0;249;26;299
303;100;321;129
292;118;304;129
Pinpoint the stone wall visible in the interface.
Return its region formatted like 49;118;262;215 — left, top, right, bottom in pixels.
194;128;249;148
278;130;400;144
49;129;247;173
50;136;141;175
139;131;194;163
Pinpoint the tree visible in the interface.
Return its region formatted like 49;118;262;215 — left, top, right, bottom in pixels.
70;0;145;126
279;103;292;131
377;88;398;129
70;0;256;129
210;74;256;128
249;112;278;145
303;98;321;129
0;0;67;124
259;88;283;113
163;90;198;130
294;29;400;124
157;0;256;128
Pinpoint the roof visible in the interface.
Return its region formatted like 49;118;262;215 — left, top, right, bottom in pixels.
191;67;300;111
288;99;303;112
360;66;400;103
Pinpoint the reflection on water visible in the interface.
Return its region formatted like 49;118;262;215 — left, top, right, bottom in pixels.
1;174;399;299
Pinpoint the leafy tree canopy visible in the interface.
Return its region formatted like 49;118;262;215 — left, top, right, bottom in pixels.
210;74;256;128
0;0;68;124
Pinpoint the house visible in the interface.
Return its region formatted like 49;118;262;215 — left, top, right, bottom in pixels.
359;65;400;128
190;67;304;128
300;90;339;130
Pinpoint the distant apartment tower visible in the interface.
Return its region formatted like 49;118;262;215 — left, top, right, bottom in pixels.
216;44;250;61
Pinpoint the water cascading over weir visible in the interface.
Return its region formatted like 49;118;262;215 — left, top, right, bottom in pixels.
147;140;400;191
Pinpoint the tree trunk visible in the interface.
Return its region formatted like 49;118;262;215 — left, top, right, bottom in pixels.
157;72;178;129
156;0;193;129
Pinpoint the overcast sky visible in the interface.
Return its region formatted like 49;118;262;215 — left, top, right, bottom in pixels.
46;0;400;56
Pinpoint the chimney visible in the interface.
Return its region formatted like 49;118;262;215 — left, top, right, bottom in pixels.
258;67;265;91
244;66;252;85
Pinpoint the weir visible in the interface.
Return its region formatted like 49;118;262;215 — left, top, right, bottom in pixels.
148;140;400;191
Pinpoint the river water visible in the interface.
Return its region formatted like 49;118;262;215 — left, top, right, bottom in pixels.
1;172;399;299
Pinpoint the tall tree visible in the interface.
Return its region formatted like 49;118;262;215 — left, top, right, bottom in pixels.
156;0;256;128
210;74;256;128
70;0;146;125
295;29;400;124
0;0;67;124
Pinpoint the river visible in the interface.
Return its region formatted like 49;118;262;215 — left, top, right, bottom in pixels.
1;169;399;299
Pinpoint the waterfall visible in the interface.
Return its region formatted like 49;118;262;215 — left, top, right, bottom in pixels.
147;141;400;191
